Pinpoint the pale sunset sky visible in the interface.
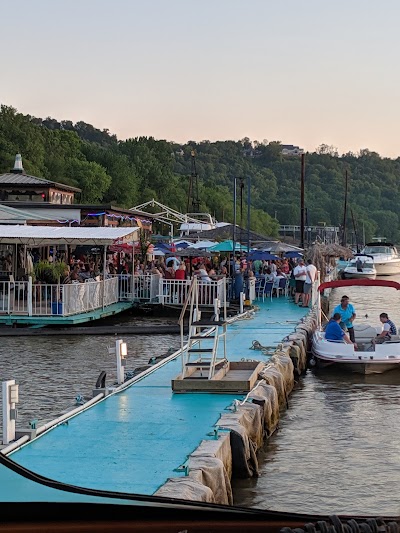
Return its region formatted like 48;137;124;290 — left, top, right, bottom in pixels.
1;0;399;157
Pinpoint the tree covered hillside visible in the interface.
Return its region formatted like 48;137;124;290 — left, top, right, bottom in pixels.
1;104;399;242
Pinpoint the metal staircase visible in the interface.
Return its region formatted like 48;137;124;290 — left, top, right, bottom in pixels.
178;277;228;380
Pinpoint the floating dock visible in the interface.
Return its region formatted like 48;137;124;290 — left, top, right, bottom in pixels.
0;298;311;502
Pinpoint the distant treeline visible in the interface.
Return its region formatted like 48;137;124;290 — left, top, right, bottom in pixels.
0;104;399;242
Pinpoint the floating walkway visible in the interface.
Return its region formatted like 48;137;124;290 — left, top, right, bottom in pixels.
0;298;314;503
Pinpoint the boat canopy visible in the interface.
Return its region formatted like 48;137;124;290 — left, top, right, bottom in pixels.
318;279;400;292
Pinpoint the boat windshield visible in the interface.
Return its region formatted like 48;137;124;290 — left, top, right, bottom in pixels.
364;246;393;254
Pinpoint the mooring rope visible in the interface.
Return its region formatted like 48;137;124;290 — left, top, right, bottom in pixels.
280;515;399;533
250;340;277;354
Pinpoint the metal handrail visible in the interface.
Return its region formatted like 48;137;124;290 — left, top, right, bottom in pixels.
178;277;197;327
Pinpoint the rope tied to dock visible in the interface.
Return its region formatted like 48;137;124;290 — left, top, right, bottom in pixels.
250;340;277;354
280;515;399;533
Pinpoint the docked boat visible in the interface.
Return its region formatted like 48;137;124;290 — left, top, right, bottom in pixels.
342;254;376;279
311;279;400;374
360;242;400;276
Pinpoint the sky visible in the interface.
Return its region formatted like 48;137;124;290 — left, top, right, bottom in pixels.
1;0;400;157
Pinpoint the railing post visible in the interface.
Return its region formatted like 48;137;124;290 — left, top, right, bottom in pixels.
7;281;11;315
158;278;163;304
239;292;244;314
316;271;322;329
27;277;33;316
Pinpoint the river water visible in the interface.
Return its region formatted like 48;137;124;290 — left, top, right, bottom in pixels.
2;283;400;516
0;314;181;431
233;279;400;516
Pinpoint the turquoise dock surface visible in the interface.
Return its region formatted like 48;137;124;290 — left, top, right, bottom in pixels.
0;301;133;326
1;298;307;501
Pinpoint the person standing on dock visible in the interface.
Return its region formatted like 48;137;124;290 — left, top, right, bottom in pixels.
333;295;356;343
293;258;307;305
303;259;317;307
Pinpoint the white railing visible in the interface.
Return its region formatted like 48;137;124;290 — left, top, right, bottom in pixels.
0;277;119;317
160;278;227;306
0;281;30;315
132;274;160;302
0;274;228;316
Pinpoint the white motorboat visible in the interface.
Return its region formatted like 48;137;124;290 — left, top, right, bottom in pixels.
360;242;400;276
311;278;400;374
342;254;376;279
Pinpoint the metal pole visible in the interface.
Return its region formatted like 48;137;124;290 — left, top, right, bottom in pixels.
247;176;251;256
300;154;305;249
232;177;237;277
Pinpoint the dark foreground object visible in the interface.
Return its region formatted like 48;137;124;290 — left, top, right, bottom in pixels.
0;453;398;532
0;502;398;533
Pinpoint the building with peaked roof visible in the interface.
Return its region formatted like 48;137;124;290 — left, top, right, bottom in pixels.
0;156;155;229
0;154;81;204
281;145;304;156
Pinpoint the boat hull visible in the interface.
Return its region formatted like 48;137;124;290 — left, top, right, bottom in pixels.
311;330;400;374
373;261;400;276
343;271;376;280
311;351;400;374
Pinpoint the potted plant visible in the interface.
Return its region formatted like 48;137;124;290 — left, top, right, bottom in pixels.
34;260;68;314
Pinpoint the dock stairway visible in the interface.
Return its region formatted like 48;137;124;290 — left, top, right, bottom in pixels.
179;277;228;380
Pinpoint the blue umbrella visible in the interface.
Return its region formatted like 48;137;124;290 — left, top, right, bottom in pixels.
284;251;303;258
248;251;280;261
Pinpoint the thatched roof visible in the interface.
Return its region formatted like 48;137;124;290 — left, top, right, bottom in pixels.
187;224;276;244
306;243;353;274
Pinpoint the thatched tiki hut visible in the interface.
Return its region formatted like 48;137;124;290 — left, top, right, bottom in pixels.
306;243;353;279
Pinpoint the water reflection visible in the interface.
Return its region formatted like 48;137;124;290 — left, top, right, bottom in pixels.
0;315;180;431
233;278;400;515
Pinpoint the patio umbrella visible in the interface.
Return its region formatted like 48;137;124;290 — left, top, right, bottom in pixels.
248;251;280;261
284;251;303;258
260;241;304;254
209;240;248;253
170;249;212;257
187;240;216;249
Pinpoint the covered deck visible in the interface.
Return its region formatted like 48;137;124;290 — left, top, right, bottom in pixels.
0;226;139;325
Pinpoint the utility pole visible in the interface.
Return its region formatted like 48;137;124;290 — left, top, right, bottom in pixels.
342;170;349;247
300;153;305;249
187;150;200;213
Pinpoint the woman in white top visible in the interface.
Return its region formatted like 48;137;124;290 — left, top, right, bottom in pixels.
196;263;212;283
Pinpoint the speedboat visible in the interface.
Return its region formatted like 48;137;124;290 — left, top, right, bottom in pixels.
360;242;400;276
311;278;400;374
342;254;376;279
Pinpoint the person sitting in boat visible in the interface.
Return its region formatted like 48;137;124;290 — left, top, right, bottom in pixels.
374;313;397;343
325;313;357;347
333;295;356;343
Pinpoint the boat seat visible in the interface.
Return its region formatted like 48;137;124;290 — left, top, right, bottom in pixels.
388;335;400;341
353;325;380;342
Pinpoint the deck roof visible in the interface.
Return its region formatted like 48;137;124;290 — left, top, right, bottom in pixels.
0;225;139;245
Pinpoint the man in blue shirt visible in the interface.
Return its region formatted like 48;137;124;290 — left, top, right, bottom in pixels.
333;295;356;343
325;313;356;346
